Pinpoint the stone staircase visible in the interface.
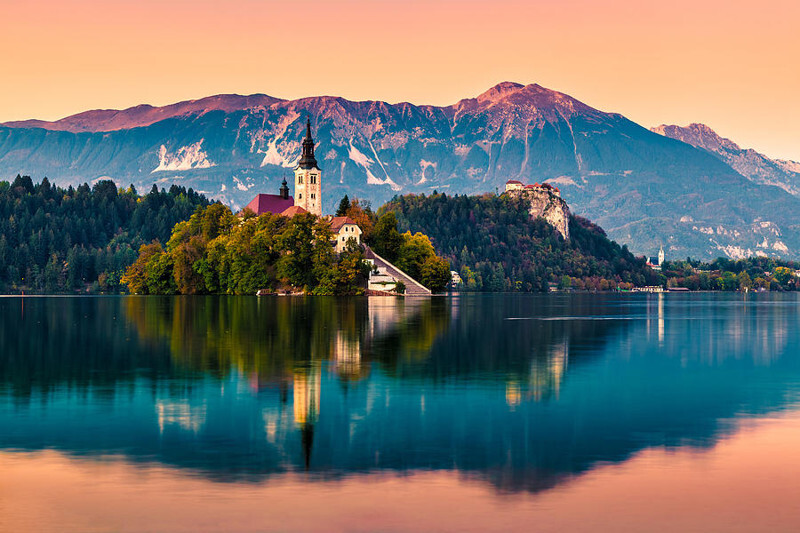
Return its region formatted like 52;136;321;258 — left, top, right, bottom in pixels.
364;246;432;296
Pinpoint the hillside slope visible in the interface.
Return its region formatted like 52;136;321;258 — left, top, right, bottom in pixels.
381;192;662;291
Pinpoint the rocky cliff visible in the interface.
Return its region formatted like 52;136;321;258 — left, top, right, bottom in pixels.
506;187;570;240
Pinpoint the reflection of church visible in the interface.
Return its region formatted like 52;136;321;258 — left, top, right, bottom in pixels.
293;366;321;470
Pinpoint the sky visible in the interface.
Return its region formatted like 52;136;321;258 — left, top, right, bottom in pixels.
1;0;798;160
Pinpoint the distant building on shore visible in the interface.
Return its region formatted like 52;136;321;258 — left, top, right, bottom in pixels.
647;245;665;270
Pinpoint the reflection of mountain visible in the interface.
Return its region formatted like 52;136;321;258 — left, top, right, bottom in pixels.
2;295;800;494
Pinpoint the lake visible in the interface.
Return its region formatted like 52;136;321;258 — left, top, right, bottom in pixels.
2;293;800;532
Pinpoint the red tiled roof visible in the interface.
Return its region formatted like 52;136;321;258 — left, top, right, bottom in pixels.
244;194;294;216
506;180;523;184
524;184;536;189
280;205;308;217
329;216;358;232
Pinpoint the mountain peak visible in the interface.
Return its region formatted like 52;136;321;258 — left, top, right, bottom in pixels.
652;123;741;152
458;82;596;119
476;82;526;103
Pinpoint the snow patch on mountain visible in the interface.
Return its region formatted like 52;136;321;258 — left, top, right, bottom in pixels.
454;144;471;156
714;244;751;260
152;140;214;172
259;138;297;168
233;177;250;192
259;138;284;166
348;140;374;168
368;140;401;191
418;160;437;184
548;176;577;187
348;140;401;191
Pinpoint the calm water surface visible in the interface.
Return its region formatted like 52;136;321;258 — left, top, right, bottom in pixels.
2;294;800;532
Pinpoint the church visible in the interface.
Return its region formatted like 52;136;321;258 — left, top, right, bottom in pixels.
244;117;322;217
243;117;361;250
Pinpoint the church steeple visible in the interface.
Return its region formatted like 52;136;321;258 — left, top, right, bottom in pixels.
297;117;319;170
279;177;289;200
293;116;322;216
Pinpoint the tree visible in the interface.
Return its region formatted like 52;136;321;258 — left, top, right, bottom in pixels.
277;213;318;290
420;256;451;293
774;267;794;288
122;243;165;294
313;240;370;295
372;212;404;262
397;231;436;281
0;176;208;294
738;271;753;291
345;197;375;242
336;195;351;217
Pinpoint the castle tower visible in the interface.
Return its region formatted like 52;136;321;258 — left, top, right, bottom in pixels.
294;118;322;216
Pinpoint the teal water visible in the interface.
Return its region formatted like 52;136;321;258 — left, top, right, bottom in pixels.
2;294;800;531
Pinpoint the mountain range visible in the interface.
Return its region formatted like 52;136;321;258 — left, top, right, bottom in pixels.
651;123;800;197
2;82;800;260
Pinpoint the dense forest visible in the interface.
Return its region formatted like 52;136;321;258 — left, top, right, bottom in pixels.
0;175;210;293
661;257;800;291
381;192;662;291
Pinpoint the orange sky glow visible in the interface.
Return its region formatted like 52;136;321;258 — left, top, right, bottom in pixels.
1;0;798;160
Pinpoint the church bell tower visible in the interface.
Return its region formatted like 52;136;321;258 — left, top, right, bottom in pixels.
294;117;322;216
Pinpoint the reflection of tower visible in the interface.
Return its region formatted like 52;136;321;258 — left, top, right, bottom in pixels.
293;367;321;469
658;292;665;344
529;338;569;401
293;368;320;426
294;118;322;216
333;331;363;380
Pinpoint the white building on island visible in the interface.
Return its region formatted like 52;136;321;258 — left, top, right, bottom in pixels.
329;216;362;253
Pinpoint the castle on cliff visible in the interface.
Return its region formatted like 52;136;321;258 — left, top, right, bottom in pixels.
504;179;571;240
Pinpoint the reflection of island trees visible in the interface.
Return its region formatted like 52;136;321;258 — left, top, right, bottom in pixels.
122;295;454;470
122;296;452;384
